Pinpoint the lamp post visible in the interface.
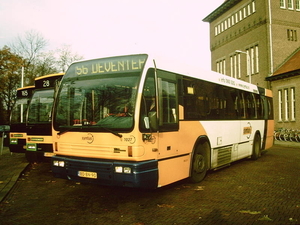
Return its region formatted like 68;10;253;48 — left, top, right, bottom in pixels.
21;66;24;88
235;50;251;84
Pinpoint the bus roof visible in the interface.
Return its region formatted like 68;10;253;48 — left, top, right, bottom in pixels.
17;85;35;91
145;54;262;94
34;73;64;81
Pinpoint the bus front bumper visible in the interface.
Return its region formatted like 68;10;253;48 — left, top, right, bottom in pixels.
51;156;159;189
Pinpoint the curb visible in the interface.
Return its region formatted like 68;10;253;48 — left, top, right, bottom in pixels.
0;162;29;203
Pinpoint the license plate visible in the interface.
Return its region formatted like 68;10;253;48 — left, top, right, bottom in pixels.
78;171;97;179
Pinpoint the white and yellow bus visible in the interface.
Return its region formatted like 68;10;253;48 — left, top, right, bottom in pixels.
51;54;274;188
26;73;64;163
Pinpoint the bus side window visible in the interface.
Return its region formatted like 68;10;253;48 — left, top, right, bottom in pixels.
157;70;179;132
244;92;256;119
158;79;177;125
267;97;274;119
233;91;240;118
255;95;264;119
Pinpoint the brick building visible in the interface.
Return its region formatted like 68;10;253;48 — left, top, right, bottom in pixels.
203;0;300;129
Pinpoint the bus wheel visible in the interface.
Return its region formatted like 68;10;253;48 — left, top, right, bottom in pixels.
251;134;261;160
190;142;209;183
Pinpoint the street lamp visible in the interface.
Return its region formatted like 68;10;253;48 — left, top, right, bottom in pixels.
21;66;24;88
235;50;251;84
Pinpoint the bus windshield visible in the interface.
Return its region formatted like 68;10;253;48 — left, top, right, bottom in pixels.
54;74;140;132
27;89;54;124
11;98;29;124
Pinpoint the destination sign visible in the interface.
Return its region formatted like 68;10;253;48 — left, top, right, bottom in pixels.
69;54;148;77
35;74;64;89
17;86;35;98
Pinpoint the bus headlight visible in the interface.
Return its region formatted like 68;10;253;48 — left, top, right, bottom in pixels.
123;167;131;174
10;139;18;144
53;160;65;167
115;166;123;173
114;166;131;174
26;143;37;151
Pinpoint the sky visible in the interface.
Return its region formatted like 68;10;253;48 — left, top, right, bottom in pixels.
0;0;224;70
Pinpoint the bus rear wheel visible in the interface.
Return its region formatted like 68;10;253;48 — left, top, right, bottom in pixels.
251;134;261;160
190;142;209;183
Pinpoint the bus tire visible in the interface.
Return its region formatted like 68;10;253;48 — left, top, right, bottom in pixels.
190;142;209;183
251;133;261;160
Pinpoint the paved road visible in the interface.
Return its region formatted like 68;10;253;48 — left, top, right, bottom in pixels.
0;143;299;225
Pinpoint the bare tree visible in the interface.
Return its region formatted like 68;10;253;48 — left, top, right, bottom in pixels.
56;44;84;72
34;51;58;77
9;30;48;85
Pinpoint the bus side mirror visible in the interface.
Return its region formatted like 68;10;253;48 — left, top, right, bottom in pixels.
148;111;158;131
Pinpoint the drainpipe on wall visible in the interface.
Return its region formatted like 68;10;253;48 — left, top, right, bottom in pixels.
268;0;274;76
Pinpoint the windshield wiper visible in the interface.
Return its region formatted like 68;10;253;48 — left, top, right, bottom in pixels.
57;125;122;138
98;126;123;138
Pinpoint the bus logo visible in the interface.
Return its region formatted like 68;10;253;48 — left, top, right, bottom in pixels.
243;123;252;139
82;133;94;144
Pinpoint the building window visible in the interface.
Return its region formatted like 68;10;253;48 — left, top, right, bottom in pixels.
296;0;300;10
213;1;256;36
234;54;238;78
288;0;294;9
278;90;283;121
280;0;286;8
284;89;289;121
287;29;298;41
228;18;231;28
252;0;256;12
245;45;259;75
216;58;226;75
246;49;250;76
291;87;296;121
230;56;233;77
230;53;241;79
250;48;255;75
248;4;251;14
237;53;241;78
279;88;296;122
255;45;259;73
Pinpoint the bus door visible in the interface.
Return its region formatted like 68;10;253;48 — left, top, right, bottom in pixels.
155;69;179;158
155;69;190;186
238;92;254;159
141;68;179;154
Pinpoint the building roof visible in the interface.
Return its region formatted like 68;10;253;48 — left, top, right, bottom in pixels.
266;48;300;81
202;0;242;22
